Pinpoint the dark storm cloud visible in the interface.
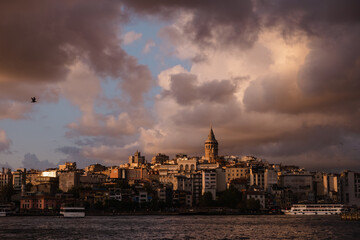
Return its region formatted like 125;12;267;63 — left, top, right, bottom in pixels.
249;126;343;157
260;0;360;36
119;0;360;171
122;0;360;47
22;153;57;170
244;29;360;119
2;0;359;171
0;1;121;81
298;31;360;103
162;73;239;105
122;0;259;48
0;0;152;105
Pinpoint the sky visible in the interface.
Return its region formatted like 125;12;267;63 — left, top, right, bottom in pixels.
0;0;360;172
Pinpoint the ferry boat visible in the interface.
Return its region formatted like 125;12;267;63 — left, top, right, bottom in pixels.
0;204;13;217
284;204;344;215
60;207;85;218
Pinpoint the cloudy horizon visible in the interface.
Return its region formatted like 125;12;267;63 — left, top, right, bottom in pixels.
1;0;360;172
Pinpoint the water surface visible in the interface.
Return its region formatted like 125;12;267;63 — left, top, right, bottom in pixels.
0;215;359;239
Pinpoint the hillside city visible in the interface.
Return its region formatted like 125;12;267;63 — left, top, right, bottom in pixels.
1;128;359;215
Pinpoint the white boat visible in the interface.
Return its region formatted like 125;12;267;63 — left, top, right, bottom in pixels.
0;204;12;217
284;204;344;215
60;207;85;218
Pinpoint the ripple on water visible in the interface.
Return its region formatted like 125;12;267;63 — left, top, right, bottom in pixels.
0;215;359;240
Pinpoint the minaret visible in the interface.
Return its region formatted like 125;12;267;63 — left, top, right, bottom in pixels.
205;127;218;163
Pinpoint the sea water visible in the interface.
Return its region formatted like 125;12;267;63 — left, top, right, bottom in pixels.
0;215;359;239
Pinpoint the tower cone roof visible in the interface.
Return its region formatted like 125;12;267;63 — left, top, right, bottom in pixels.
206;127;218;143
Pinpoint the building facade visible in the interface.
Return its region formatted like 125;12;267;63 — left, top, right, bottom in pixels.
226;167;248;183
59;172;80;192
129;151;146;168
339;170;360;207
0;168;12;188
201;170;217;200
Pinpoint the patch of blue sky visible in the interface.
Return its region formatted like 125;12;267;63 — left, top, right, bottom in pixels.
124;17;191;71
122;18;192;108
94;76;122;115
0;97;81;168
100;77;122;100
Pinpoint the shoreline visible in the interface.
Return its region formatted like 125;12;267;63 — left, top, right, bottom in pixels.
5;211;283;217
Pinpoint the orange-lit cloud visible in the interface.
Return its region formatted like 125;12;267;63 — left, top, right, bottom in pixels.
1;1;360;170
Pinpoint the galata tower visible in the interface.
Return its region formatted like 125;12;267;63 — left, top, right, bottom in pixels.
205;127;218;163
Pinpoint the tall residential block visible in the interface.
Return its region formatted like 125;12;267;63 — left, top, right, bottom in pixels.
339;170;360;207
0;168;12;188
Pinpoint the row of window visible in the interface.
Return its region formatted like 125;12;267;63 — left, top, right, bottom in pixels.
227;169;246;173
294;209;339;212
22;204;44;208
227;174;246;177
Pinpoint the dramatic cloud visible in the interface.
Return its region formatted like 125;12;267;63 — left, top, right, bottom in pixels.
260;0;360;37
2;1;360;171
123;0;259;48
162;73;239;105
22;153;57;170
0;1;154;168
121;1;360;171
0;1;126;82
0;0;153;118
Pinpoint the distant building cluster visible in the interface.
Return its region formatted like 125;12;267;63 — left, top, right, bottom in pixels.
1;127;360;213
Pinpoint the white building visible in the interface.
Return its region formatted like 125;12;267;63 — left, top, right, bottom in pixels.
202;170;217;200
178;158;197;172
138;190;148;203
158;164;178;176
41;170;58;178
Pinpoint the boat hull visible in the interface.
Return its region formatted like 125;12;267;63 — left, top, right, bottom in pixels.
61;212;85;218
285;212;340;215
284;204;343;216
60;207;85;218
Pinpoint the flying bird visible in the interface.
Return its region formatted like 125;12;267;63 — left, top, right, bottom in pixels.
31;97;37;103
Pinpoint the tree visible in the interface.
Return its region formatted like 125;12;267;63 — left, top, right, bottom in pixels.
247;198;261;211
67;186;80;198
0;184;15;203
218;187;242;208
200;192;214;207
115;181;130;189
25;183;33;192
94;201;104;210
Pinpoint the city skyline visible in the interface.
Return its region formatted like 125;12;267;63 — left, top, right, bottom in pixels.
0;1;360;173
